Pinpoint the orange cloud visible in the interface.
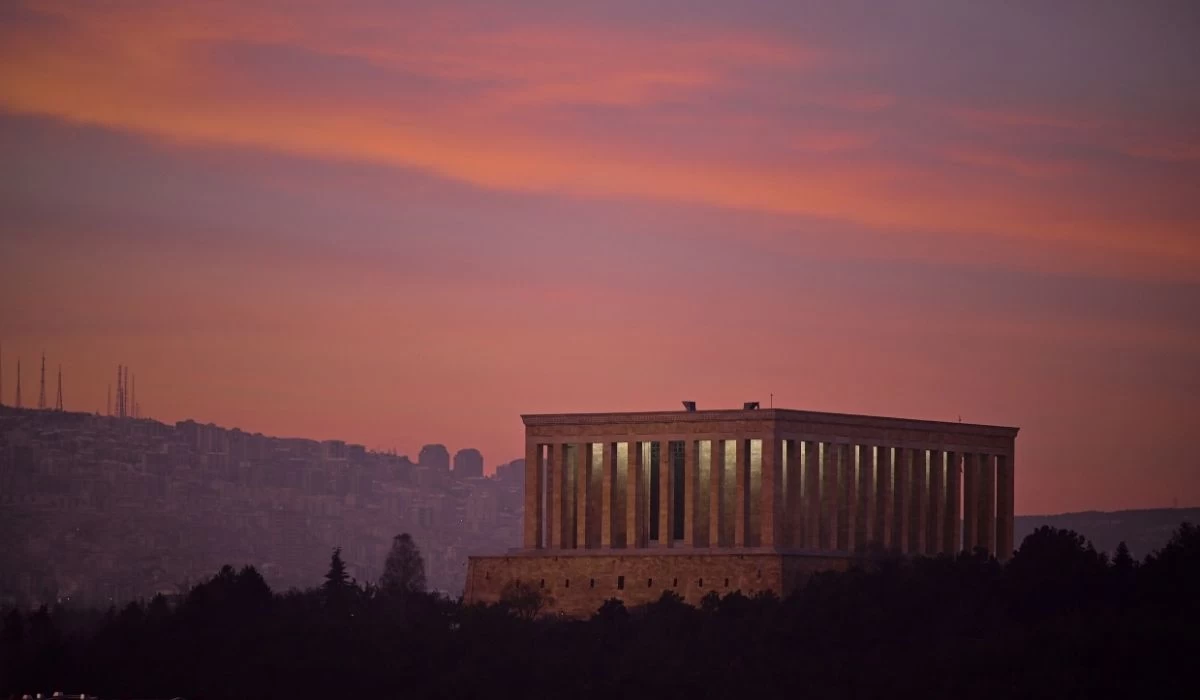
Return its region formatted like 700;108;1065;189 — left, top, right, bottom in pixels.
1;0;1197;281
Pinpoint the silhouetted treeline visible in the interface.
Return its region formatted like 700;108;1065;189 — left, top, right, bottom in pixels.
3;523;1198;699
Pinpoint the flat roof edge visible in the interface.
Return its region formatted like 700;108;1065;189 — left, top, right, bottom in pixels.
521;408;1018;436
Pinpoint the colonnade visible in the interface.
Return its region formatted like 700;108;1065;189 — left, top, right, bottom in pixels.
522;437;1015;559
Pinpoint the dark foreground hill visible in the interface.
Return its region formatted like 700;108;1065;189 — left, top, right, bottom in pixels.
1015;507;1200;558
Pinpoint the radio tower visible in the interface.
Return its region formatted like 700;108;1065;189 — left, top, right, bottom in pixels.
14;358;21;408
55;365;64;411
37;352;47;410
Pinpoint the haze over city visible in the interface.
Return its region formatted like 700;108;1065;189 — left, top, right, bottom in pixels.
3;0;1198;518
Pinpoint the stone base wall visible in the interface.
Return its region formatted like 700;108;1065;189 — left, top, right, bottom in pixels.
464;549;855;617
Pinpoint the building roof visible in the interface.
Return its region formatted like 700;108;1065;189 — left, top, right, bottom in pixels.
521;407;1019;438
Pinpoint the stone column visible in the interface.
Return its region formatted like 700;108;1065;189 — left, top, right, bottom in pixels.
550;444;571;549
523;441;543;549
876;446;893;548
978;453;996;555
626;441;645;548
856;445;875;550
909;448;927;554
803;442;820;549
734;439;751;547
892;445;909;553
574;443;591;548
962;452;979;551
683;439;698;547
821;442;840;550
709;439;725;547
786;440;803;548
658;440;674;548
840;444;858;552
600;442;616;548
944;451;960;553
927;450;943;556
761;436;783;547
995;453;1014;561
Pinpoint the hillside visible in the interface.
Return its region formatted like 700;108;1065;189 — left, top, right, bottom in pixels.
1014;508;1200;558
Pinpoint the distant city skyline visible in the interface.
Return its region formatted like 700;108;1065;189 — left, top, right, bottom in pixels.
2;2;1198;515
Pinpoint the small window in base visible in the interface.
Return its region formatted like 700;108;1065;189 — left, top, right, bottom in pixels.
539;579;545;589
672;578;678;587
617;575;625;590
698;577;704;588
565;579;570;588
590;578;595;589
725;577;730;588
647;578;653;587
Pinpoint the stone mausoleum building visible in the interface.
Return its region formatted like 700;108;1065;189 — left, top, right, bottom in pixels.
465;404;1017;616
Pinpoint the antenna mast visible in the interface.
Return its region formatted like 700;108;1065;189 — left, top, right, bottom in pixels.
55;365;64;411
37;352;47;410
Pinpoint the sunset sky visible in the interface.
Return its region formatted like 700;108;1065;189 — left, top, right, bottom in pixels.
1;1;1198;514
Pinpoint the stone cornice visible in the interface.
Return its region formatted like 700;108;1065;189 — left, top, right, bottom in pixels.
521;408;1019;438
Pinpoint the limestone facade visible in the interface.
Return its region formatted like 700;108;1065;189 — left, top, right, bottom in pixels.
466;407;1018;615
464;550;855;617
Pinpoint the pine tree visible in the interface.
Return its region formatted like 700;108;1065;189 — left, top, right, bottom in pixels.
1113;541;1135;573
323;547;351;601
380;533;426;595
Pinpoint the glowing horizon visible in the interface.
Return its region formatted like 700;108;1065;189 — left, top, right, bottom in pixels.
1;1;1197;514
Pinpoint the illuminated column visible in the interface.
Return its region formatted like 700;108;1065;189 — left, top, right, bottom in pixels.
658;440;674;548
626;441;646;548
892;446;909;553
927;450;943;555
944;451;961;553
803;441;820;549
683;439;699;547
995;453;1015;561
839;444;858;552
761;436;783;547
978;453;996;555
709;439;725;547
600;442;617;548
614;443;628;547
821;442;840;550
550;444;571;549
523;440;543;549
574;443;591;548
876;446;893;548
962;453;979;551
856;445;875;550
734;439;751;547
786;440;804;548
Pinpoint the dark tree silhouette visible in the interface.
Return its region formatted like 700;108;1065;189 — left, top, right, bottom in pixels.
4;521;1199;699
1113;540;1136;572
322;546;355;612
380;533;426;595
